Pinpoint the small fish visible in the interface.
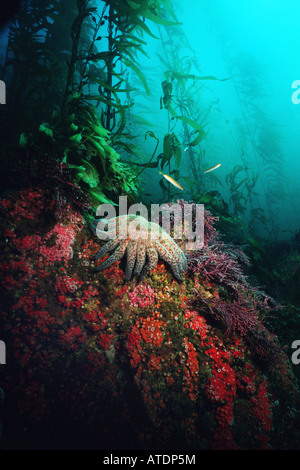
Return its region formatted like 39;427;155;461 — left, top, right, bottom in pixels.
159;171;184;191
203;163;222;174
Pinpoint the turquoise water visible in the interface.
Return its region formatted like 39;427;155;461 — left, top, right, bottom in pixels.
128;0;300;241
180;0;300;238
0;0;299;242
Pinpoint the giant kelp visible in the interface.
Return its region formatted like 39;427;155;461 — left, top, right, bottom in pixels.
225;51;286;241
124;19;228;203
0;0;180;209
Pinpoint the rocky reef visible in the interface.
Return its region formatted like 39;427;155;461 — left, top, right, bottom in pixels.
0;187;299;450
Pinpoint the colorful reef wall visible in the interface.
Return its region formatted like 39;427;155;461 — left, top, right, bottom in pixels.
0;186;299;450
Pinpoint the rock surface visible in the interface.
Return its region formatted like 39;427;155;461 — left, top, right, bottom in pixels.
0;187;299;450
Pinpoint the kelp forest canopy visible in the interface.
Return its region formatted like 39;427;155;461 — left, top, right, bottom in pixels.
0;0;298;252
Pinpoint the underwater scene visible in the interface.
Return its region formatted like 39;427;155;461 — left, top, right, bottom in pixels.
1;0;300;453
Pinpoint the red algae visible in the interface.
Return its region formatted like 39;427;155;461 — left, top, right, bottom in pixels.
0;187;299;450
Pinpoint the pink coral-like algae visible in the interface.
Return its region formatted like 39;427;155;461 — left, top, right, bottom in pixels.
128;283;156;308
0;187;299;450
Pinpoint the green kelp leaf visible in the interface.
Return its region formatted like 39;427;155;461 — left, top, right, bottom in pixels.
186;129;206;146
116;33;147;45
69;133;82;144
92;123;111;139
158;152;171;170
89;188;116;206
199;191;219;204
175;116;206;133
131;114;155;128
128;130;160;174
171;169;180;180
246;237;272;266
234;177;248;191
145;130;157;139
141;10;181;26
193;75;230;81
123;160;158;169
125;0;140;10
95;79;136;94
122;57;151;96
160;89;176;114
101;180;114;191
251;171;259;187
122;179;136;193
165;71;229;82
159;178;169;192
86;136;106;157
84;94;131;110
113;105;126;137
71;7;96;31
250;208;268;224
173;135;181;168
69;123;79;132
247;238;266;253
163;133;173;160
161;133;181;169
114;141;143;159
114;39;149;59
174;147;181;168
89;51;115;62
39;123;54;139
228;165;247;181
134;17;160;39
209;174;223;187
19;132;28;147
161;80;173;109
67;164;86;172
68;164;85;183
182;176;197;184
80;160;99;188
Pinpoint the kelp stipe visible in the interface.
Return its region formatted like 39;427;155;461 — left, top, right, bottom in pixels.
0;0;179;210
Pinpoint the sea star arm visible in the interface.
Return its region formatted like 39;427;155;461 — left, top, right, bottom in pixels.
94;239;130;272
91;215;188;282
133;239;146;276
139;245;159;281
125;239;138;281
154;240;185;281
94;238;120;260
